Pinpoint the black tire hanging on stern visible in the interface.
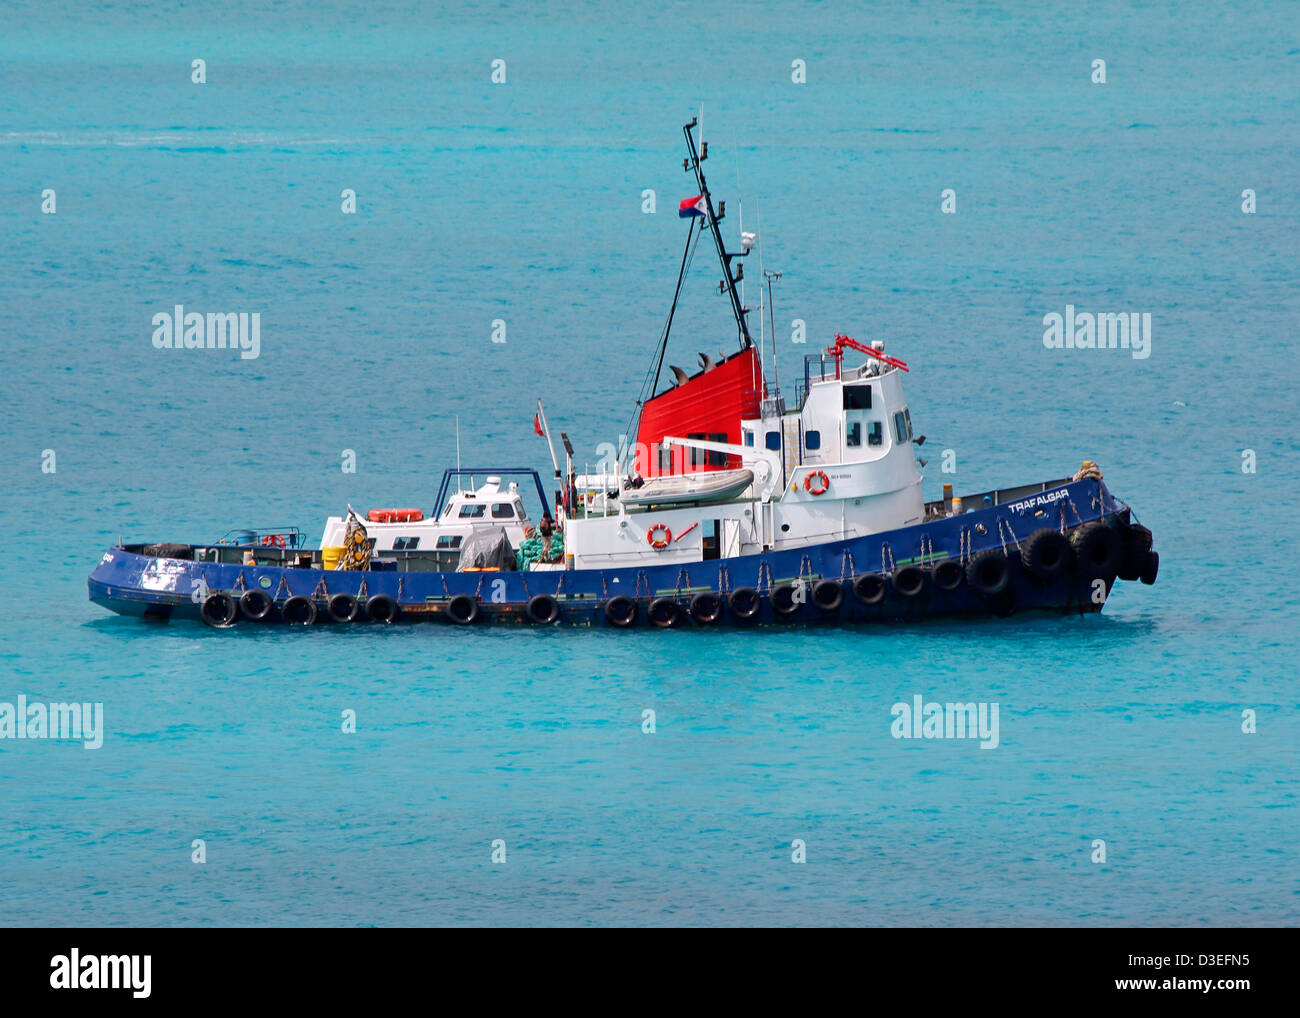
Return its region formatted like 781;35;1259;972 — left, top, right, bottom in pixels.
144;542;194;561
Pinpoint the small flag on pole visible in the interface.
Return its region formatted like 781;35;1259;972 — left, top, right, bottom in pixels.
535;398;560;479
678;195;706;218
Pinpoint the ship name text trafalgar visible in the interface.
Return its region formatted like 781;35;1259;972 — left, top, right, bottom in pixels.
152;305;260;360
1042;305;1151;360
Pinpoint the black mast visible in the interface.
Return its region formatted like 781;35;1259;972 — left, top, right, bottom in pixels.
682;116;753;350
620;118;753;471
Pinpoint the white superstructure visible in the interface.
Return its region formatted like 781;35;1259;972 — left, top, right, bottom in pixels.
563;341;925;569
319;476;533;554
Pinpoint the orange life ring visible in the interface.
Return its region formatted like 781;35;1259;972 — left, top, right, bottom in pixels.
805;470;830;496
647;523;672;550
261;533;286;548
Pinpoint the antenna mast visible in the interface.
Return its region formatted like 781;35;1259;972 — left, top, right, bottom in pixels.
764;269;783;397
681;116;753;350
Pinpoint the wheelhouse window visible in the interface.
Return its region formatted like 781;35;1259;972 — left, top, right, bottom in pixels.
805;430;821;451
765;432;781;451
491;503;516;519
435;535;463;550
685;433;728;468
709;433;727;466
458;503;486;518
868;421;883;446
687;433;706;468
846;422;862;447
843;384;872;410
893;411;912;444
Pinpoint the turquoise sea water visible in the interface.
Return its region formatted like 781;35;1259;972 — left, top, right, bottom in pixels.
1;1;1297;926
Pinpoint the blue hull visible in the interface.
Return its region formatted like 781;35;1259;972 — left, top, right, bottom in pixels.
88;478;1152;627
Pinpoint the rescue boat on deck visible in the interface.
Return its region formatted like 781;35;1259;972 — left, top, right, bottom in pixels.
88;117;1159;628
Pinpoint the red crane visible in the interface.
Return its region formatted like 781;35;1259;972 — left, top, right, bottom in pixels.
825;332;909;378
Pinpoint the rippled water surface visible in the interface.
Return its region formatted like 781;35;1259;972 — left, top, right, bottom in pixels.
0;0;1296;925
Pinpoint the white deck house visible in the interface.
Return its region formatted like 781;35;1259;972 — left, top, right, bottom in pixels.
564;341;925;569
319;476;534;554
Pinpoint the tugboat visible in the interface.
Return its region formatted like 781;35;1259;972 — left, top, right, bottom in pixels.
88;117;1159;628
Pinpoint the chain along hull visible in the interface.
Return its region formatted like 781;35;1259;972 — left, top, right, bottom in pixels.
88;478;1157;628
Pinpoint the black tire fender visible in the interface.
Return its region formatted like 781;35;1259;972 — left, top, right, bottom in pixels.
1071;522;1124;580
892;564;928;598
728;587;761;620
966;550;1011;596
932;559;964;592
852;573;887;605
366;594;399;623
328;593;360;623
201;592;238;627
1119;523;1154;581
447;594;478;625
689;592;722;623
1021;528;1072;583
145;543;194;561
239;588;273;621
771;583;802;616
648;597;681;628
812;579;843;611
604;595;636;628
282;595;317;626
526;594;560;625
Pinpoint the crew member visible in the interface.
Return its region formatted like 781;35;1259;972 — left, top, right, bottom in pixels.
539;514;554;560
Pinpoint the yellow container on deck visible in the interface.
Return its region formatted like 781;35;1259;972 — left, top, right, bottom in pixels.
321;546;344;570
